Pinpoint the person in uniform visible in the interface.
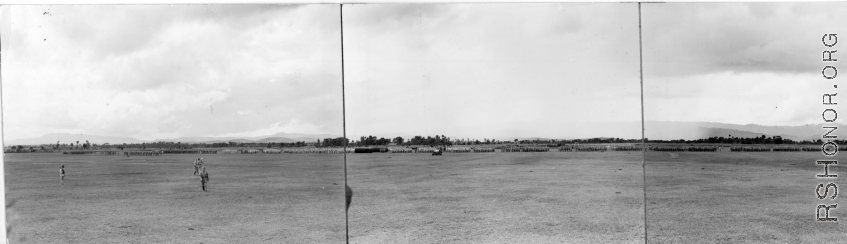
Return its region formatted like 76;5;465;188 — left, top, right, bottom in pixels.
193;158;201;175
199;167;209;192
345;185;353;211
60;164;66;185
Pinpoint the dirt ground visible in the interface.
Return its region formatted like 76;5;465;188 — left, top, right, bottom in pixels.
645;151;847;243
4;153;346;243
19;150;836;243
5;151;646;243
346;152;645;243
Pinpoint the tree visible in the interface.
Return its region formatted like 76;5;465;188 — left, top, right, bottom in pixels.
514;139;518;143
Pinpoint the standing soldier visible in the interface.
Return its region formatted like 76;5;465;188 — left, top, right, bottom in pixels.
193;158;201;175
199;167;209;192
60;165;65;185
345;185;353;211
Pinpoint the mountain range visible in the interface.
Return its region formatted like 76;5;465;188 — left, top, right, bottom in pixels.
5;132;340;146
5;121;841;146
153;132;339;143
644;121;843;141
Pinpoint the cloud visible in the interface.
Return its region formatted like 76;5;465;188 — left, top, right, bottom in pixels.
46;5;301;59
344;3;642;139
3;5;341;141
645;71;823;126
213;119;325;138
643;3;847;126
642;3;847;78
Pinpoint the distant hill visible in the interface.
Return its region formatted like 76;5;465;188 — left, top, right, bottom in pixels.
155;132;338;143
646;121;844;141
5;132;341;146
501;137;555;142
8;122;837;146
501;137;618;142
5;133;150;146
700;128;799;140
254;137;298;143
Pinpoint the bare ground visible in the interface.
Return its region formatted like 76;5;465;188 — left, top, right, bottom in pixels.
4;153;346;243
346;152;645;243
13;150;830;243
645;151;847;243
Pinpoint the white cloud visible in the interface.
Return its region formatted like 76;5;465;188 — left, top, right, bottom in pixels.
645;72;825;126
213;119;325;138
2;5;342;141
344;4;642;139
643;3;847;126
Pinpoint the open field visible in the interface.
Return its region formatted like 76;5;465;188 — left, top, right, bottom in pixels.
6;151;646;243
346;152;645;243
4;153;346;243
646;151;847;243
16;148;835;243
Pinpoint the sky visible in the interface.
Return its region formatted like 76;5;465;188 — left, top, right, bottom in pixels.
344;4;643;140
2;5;343;141
6;3;845;142
643;3;847;127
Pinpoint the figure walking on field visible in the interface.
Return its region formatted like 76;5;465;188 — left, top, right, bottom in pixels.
199;167;209;192
193;158;201;175
59;165;65;185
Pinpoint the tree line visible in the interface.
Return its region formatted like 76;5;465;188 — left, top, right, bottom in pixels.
332;135;644;147
647;135;845;145
10;134;841;153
